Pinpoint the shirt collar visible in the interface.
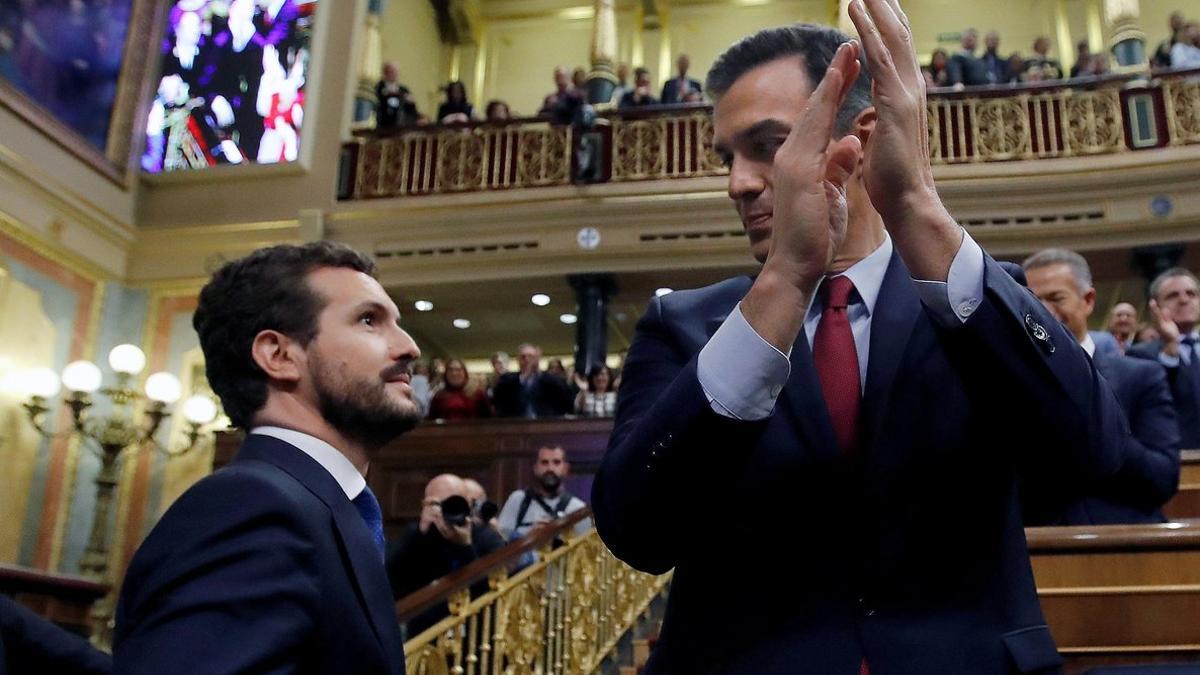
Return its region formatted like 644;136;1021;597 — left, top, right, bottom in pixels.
1080;334;1096;357
808;235;893;321
249;426;366;500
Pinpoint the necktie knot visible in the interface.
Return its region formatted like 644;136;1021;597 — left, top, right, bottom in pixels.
823;275;856;311
352;486;386;561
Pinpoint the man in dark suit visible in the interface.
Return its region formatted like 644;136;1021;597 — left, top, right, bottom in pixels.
1129;267;1200;450
491;343;574;418
1024;249;1180;524
0;596;110;675
593;11;1126;674
660;54;703;104
114;242;422;674
947;28;988;87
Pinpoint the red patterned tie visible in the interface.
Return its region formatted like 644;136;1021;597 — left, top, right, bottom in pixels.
812;275;860;454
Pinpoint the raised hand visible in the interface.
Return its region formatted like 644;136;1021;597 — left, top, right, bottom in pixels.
848;0;962;281
1149;299;1182;356
762;41;863;293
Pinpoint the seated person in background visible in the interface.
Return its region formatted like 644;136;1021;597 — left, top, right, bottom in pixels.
1108;302;1139;353
619;67;659;108
610;62;631;104
1068;40;1091;78
485;99;511;121
1130;267;1200;449
386;474;506;635
1153;12;1185;68
375;61;418;128
428;358;491;420
497;445;591;546
436;81;475;124
1006;52;1026;83
980;30;1009;84
1;595;111;675
923;48;949;88
1024;249;1180;524
576;364;618;417
572;66;589;91
539;66;581;116
1135;323;1161;346
491;343;574;418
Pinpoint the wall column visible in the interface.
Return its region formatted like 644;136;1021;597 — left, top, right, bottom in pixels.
587;0;619;104
569;274;617;376
1105;0;1149;72
353;0;386;125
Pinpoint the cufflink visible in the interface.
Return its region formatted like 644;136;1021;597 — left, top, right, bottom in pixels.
1024;314;1056;353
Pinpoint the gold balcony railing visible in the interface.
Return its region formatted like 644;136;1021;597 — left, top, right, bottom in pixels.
339;68;1200;200
399;508;670;675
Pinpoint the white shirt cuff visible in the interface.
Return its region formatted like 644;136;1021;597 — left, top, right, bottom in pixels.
697;303;791;420
911;229;985;325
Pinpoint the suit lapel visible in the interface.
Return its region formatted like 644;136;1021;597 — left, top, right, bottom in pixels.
861;252;922;450
235;437;404;668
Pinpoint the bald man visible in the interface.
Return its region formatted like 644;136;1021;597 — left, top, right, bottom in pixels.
385;474;505;636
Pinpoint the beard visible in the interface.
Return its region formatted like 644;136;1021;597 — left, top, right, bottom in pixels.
309;351;422;452
538;471;562;493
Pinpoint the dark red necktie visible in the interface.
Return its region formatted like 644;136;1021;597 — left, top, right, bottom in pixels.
812;275;860;454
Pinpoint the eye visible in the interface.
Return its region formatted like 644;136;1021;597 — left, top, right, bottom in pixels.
359;312;376;326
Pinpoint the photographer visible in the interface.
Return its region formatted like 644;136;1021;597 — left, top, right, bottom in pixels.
497;445;591;570
385;474;505;636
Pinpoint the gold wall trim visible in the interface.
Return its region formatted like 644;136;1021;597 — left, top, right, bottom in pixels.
1039;584;1200;596
1059;645;1200;654
0;214;111;283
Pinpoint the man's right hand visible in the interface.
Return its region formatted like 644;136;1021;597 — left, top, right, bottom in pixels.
1149;299;1182;357
740;41;863;353
433;514;473;547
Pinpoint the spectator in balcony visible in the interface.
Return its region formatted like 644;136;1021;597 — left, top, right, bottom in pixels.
486;350;509;397
428;358;491;421
491;343;573;418
1024;249;1179;525
572;66;589;91
1006;52;1027;83
385;474;506;635
497;445;591;545
436;81;475;124
1129;267;1200;448
409;360;432;416
922;48;950;88
1135;323;1161;345
1153;11;1186;68
375;61;418;129
1069;40;1092;78
610;62;631;104
620;66;659;108
981;30;1010;84
1170;22;1200;69
947;28;988;88
485;99;511;121
539;65;583;120
1108;301;1139;353
661;53;703;104
1025;36;1063;80
576;364;618;417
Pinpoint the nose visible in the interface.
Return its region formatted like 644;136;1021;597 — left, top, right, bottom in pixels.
727;157;766;203
390;327;421;362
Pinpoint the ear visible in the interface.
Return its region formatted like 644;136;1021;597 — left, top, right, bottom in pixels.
850;107;877;148
250;330;304;385
1084;287;1097;314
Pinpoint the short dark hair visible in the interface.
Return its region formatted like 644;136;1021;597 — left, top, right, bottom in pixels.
193;241;377;429
705;23;872;135
634;66;650;79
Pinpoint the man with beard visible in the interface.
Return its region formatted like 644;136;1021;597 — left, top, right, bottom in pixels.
114;242;419;675
497;445;591;551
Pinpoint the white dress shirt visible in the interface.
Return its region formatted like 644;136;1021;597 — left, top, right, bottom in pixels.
698;230;986;420
250;426;366;500
1080;334;1096;358
1157;329;1200;368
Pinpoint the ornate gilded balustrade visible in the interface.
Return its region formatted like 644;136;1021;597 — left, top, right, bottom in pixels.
400;509;670;675
339;68;1200;200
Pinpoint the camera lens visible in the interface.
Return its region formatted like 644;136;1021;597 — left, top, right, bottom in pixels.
440;495;471;527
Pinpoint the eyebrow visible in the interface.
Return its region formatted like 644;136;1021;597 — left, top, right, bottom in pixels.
352;300;401;322
714;118;792;156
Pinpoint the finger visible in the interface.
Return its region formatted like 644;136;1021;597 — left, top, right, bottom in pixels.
825;134;862;189
875;0;923;82
848;0;895;93
779;44;850;164
863;0;921;85
838;40;863;106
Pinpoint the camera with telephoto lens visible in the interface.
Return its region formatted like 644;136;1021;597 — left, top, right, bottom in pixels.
439;495;471;528
475;500;499;523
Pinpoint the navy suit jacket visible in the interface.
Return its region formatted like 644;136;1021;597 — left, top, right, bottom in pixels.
114;435;405;675
593;253;1127;674
1128;339;1200;449
0;596;110;675
1045;351;1180;525
660;77;703;104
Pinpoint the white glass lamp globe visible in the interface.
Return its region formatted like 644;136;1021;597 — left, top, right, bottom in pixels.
26;368;62;398
61;361;103;393
144;372;183;404
108;344;147;375
182;395;218;425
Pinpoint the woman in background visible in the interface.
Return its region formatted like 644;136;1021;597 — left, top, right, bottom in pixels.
428;358;491;420
437;81;475;123
575;365;617;418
